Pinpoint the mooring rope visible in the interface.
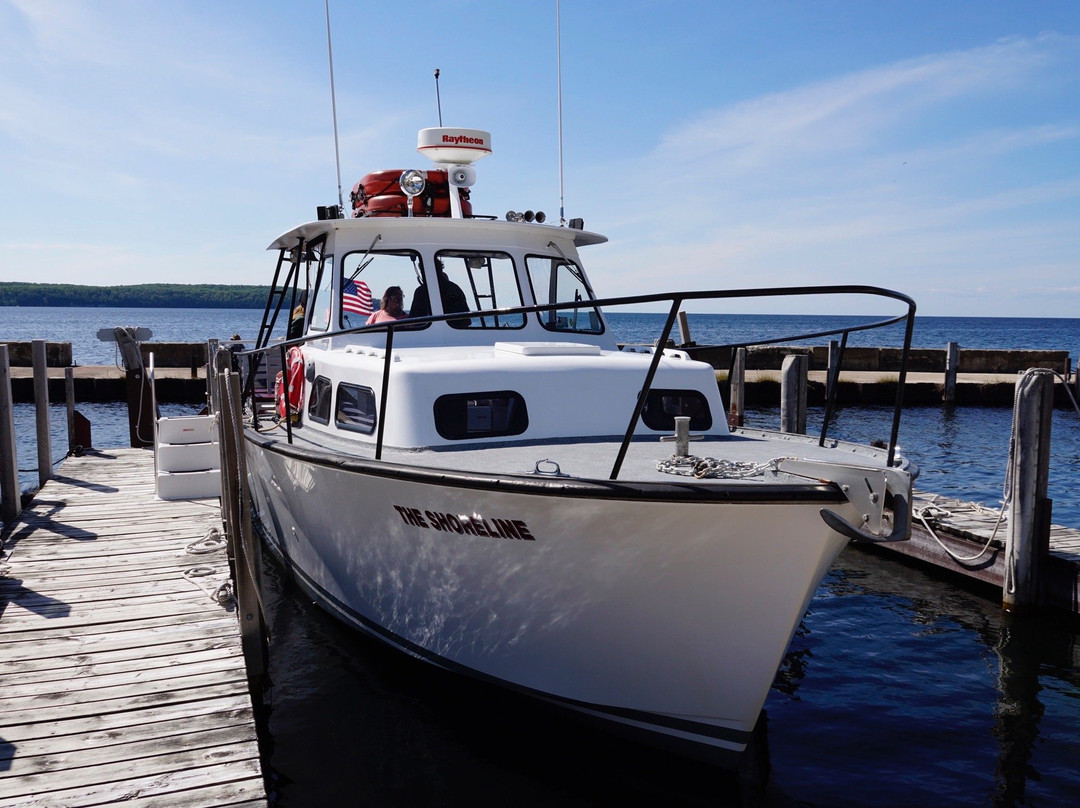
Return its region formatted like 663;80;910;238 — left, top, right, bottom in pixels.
181;526;234;604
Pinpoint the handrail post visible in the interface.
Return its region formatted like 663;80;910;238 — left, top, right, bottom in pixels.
610;299;681;480
0;345;20;527
375;325;395;460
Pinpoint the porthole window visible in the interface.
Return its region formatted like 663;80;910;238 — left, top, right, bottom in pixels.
307;376;332;424
640;389;712;431
434;391;529;440
336;384;377;434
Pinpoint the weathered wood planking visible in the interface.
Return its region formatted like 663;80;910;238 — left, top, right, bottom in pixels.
0;447;266;807
868;490;1080;613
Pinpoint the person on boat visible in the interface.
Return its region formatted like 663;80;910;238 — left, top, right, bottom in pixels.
366;286;406;324
287;290;308;340
227;334;245;374
408;261;470;327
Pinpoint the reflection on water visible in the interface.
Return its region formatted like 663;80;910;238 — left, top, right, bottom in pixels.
767;547;1080;808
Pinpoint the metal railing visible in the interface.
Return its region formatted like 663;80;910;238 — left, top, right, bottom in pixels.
229;283;916;480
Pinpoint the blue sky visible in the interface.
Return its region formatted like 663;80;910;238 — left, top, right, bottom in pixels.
1;1;1078;316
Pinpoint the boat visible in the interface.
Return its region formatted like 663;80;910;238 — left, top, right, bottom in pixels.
236;126;918;764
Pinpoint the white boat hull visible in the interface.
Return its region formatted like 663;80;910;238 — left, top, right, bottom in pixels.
246;437;850;761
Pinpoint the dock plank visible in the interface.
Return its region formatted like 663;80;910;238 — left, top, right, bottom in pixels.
0;448;266;807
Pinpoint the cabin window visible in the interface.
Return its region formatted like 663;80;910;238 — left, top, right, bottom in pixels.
433;391;529;440
340;249;426;330
525;255;604;334
428;251;525;329
307;376;332;424
336;383;377;434
640;389;712;431
308;254;334;333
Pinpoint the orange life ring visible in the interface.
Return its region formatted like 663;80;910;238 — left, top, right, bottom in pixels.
351;170;473;218
275;347;305;420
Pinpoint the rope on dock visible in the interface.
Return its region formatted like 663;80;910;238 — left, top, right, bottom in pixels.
181;526;234;604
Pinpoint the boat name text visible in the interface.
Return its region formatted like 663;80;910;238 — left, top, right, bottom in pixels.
393;505;535;541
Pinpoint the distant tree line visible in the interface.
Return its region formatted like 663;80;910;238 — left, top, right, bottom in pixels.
0;283;270;308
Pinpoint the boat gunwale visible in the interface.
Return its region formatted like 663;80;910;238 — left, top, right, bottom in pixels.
243;428;848;505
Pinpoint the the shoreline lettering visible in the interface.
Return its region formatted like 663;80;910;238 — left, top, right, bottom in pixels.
393;505;534;541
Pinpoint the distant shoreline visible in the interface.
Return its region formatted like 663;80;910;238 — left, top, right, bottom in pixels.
0;282;269;309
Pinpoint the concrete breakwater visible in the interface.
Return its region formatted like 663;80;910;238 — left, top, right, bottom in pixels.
4;340;1078;406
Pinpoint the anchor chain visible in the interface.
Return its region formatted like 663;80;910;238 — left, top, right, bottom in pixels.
656;455;787;479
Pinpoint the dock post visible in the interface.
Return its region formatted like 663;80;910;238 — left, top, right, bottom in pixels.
215;350;268;684
65;367;75;453
1002;370;1054;613
32;339;52;488
729;347;746;428
943;342;959;405
780;354;808;434
677;311;695;347
827;340;840;399
0;345;19;526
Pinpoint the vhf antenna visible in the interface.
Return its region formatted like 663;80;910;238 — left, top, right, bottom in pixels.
556;0;565;226
434;69;443;126
325;0;344;213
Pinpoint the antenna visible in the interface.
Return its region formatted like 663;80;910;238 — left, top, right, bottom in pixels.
325;0;344;213
434;68;443;126
556;0;565;226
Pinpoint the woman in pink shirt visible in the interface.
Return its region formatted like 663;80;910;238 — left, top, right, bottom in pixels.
366;286;405;324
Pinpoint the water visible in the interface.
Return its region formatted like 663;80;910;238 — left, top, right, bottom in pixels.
4;307;1080;806
3;307;1080;367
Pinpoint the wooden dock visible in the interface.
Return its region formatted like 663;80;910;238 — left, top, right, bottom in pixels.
868;491;1080;614
0;448;266;807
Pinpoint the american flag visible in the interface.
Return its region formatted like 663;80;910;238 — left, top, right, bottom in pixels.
342;279;373;315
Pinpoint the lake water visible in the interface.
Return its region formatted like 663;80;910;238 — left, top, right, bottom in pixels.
4;307;1080;806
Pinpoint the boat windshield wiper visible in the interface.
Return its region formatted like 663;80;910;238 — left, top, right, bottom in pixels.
347;233;383;283
547;240;592;292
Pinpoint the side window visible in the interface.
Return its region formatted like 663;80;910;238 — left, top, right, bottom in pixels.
308;254;334;333
433;391;528;440
526;255;603;334
307;376;332;424
336;383;377;434
640;389;712;431
432;251;524;329
340;250;425;330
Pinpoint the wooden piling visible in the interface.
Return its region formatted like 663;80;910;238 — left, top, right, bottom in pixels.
215;351;267;684
677;311;695;347
1003;369;1054;613
944;341;959;405
32;339;52;488
0;345;19;525
780;354;808;434
729;347;746;428
65;366;76;453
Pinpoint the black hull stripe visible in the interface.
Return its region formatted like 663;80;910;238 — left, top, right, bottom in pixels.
258;525;754;748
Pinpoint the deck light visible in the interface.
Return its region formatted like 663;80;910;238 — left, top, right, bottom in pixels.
505;210;523;223
400;169;427;197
